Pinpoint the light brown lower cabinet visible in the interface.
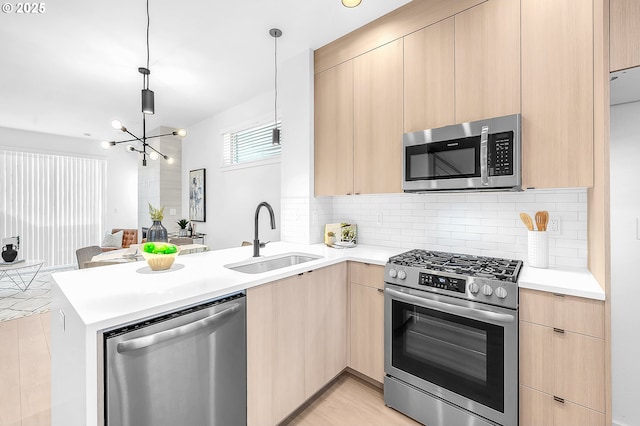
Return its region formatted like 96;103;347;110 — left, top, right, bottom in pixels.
305;263;348;398
519;289;606;426
520;385;605;426
349;262;385;383
247;264;347;426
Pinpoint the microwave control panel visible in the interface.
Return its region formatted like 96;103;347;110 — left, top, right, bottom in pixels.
419;272;466;293
488;131;514;177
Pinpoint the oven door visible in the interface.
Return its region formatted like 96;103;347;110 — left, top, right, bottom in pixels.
384;284;517;426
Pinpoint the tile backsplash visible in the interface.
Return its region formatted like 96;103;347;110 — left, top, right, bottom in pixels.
328;189;588;268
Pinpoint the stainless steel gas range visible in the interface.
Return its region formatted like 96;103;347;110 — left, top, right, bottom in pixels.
383;249;522;426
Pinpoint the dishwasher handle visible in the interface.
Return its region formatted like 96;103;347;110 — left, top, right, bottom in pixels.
385;287;514;324
117;302;241;353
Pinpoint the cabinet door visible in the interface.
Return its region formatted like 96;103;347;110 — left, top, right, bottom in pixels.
349;282;385;382
353;39;403;194
404;17;455;133
247;275;306;426
349;262;384;289
610;0;640;72
314;61;354;196
522;0;593;188
519;385;553;426
305;264;348;398
454;0;520;124
554;330;605;413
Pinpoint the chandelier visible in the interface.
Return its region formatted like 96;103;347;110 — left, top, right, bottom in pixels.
101;0;186;166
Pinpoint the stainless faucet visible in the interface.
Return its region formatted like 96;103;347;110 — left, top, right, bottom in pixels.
253;201;276;257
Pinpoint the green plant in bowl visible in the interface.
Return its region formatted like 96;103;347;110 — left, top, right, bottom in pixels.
142;242;180;271
176;219;189;230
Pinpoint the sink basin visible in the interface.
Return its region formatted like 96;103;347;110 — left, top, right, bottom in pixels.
224;252;322;274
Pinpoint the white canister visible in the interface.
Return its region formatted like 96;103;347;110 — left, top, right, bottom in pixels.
527;231;548;268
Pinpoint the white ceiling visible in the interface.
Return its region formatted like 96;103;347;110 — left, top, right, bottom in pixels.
0;0;411;142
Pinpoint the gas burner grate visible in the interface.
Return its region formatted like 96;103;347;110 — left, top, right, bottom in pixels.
388;249;522;282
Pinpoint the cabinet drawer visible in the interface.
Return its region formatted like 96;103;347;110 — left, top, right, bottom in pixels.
520;385;605;426
519;288;604;338
519;321;605;413
349;262;384;289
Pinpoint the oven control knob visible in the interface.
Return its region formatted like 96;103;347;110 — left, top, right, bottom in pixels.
482;284;493;296
397;270;407;280
388;269;398;278
495;287;508;299
469;283;479;294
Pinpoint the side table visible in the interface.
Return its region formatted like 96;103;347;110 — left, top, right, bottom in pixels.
0;259;45;291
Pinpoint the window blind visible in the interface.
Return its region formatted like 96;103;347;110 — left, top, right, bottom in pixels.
0;150;107;268
223;121;282;166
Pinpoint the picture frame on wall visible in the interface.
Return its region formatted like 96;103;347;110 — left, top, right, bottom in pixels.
189;168;206;222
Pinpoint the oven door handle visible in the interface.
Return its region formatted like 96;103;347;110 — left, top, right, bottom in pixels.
385;288;515;323
116;303;241;353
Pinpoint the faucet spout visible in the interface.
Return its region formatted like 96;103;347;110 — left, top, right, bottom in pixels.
253;201;276;257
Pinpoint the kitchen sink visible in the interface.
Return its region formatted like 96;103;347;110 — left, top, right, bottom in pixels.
224;252;322;274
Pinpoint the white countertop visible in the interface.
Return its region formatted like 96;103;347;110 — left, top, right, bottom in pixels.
52;242;605;330
518;264;605;300
51;242;399;330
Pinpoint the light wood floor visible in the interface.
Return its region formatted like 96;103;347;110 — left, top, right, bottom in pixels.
286;374;421;426
0;312;51;426
0;312;419;426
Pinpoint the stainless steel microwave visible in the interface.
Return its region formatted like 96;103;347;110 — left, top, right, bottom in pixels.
403;114;521;192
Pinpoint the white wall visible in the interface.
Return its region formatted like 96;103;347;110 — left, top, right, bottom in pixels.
0;126;138;236
182;92;281;250
331;189;588;266
610;100;640;426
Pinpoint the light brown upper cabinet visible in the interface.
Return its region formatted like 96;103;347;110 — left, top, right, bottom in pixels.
610;0;640;71
314;61;354;196
454;0;520;124
404;17;455;133
353;39;404;194
521;0;594;189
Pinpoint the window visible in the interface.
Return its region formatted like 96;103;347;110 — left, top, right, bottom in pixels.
223;121;281;166
0;150;106;267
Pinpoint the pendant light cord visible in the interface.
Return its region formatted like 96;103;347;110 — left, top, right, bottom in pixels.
274;34;278;127
145;0;150;88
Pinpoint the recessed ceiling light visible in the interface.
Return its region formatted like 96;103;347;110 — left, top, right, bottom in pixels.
342;0;362;8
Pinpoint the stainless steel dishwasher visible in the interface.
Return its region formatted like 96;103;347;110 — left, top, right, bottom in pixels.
103;292;246;426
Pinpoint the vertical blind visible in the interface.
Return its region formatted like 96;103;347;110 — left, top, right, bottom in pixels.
223;121;282;166
0;150;107;268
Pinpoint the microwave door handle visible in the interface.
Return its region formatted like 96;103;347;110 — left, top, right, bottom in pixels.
385;288;514;324
116;303;241;353
480;125;489;186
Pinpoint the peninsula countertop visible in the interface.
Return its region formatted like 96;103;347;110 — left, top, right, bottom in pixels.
52;241;605;331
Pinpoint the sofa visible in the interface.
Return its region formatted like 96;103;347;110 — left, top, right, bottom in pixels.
101;228;139;252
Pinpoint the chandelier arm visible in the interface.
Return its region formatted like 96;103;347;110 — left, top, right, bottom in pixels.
144;143;167;158
144;132;180;139
112;137;143;145
123;129;144;143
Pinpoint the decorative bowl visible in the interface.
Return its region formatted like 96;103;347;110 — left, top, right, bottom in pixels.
141;243;180;271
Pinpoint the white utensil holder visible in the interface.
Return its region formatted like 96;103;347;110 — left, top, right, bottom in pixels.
528;231;548;268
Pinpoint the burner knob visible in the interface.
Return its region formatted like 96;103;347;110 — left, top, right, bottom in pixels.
397;270;407;280
482;284;493;296
469;283;479;294
495;287;508;299
388;269;398;278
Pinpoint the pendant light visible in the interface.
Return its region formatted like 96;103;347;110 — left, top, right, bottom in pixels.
342;0;362;7
270;28;282;145
100;0;186;166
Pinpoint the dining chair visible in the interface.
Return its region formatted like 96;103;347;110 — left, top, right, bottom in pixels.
76;246;103;269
